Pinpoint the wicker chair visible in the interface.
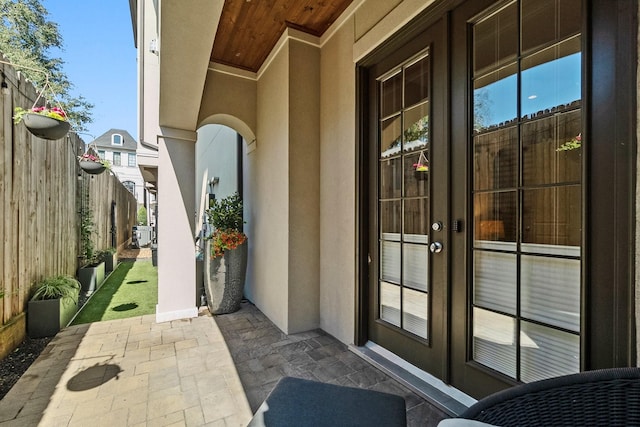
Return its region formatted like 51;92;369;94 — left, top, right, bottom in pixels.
457;367;640;427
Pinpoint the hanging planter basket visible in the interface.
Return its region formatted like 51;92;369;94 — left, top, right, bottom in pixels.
22;113;71;140
79;160;106;175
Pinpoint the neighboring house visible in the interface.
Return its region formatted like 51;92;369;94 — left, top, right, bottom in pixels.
130;0;638;407
91;129;156;225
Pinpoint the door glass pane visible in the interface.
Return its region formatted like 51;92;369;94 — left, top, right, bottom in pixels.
521;255;580;331
404;198;429;240
378;50;431;339
381;116;401;157
404;56;429;107
380;200;401;239
522;110;582;186
403;288;428;339
473;2;518;76
522;186;581;246
474;65;518;131
474;191;517;244
404;102;429;152
474;126;518;190
380;157;402;199
521;0;581;55
403;243;428;291
381;241;400;283
520;321;580;383
380;282;401;326
381;71;402;118
473;308;517;378
521;38;581;118
474;251;517;315
404;153;429;197
472;0;582;383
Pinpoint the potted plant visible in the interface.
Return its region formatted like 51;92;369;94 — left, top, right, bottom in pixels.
14;105;71;140
77;205;105;293
27;275;80;338
204;192;248;314
99;247;118;272
78;152;110;175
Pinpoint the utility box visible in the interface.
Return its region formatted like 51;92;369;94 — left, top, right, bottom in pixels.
132;225;154;247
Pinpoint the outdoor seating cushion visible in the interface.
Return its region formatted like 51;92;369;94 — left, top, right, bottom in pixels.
247;376;407;427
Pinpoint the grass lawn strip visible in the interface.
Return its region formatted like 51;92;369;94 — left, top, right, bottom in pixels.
71;260;157;325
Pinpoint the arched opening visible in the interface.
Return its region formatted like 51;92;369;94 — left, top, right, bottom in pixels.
195;116;255;306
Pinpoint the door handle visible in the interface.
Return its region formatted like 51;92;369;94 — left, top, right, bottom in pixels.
429;242;443;253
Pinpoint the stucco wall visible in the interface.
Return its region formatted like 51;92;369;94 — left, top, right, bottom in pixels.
195;124;239;239
251;44;291;331
199;70;257;142
318;17;358;344
139;0;160;145
288;40;321;333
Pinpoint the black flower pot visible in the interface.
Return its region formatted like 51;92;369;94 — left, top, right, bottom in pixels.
79;160;106;175
22;113;71;140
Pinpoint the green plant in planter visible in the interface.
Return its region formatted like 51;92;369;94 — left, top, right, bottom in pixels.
98;247;118;272
99;247;117;255
28;275;81;338
204;192;248;314
31;275;80;304
206;192;246;258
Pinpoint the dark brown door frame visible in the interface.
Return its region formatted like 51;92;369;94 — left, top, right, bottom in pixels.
586;0;637;369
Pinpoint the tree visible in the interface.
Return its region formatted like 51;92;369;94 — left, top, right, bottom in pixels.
0;0;93;130
137;206;147;225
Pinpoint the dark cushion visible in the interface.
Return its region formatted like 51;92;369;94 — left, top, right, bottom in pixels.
248;376;407;427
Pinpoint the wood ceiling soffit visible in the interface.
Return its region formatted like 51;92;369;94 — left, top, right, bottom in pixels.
211;0;353;72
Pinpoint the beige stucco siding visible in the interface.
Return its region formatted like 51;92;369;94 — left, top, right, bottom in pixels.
199;70;257;142
319;17;357;344
288;40;322;333
250;44;291;332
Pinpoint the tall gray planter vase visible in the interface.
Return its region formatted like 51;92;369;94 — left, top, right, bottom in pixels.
204;239;248;314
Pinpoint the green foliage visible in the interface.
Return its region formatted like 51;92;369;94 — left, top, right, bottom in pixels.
79;188;96;264
206;192;245;232
99;247;117;255
0;0;93;131
137;206;147;225
31;275;80;305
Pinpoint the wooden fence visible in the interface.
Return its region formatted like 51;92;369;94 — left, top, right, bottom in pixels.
0;60;137;357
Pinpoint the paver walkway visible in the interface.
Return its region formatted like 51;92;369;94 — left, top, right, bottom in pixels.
0;311;251;426
0;302;448;426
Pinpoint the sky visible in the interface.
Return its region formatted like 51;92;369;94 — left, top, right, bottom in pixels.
41;0;138;143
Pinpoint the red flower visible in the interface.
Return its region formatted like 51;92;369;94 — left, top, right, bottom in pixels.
210;229;246;258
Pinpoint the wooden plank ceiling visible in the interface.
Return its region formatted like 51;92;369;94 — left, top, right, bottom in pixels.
211;0;353;72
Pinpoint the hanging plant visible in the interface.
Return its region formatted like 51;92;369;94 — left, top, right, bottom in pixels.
78;152;110;175
413;150;429;172
11;65;73;140
14;105;71;140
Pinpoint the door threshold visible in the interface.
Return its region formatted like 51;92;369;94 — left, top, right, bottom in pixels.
349;342;476;416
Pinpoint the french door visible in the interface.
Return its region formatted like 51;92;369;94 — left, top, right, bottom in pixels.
366;18;449;379
356;0;640;400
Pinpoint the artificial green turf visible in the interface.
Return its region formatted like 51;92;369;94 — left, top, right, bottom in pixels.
71;259;158;325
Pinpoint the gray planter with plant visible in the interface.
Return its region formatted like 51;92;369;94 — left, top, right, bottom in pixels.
204;192;248;315
100;248;118;272
78;262;105;293
27;275;80;338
